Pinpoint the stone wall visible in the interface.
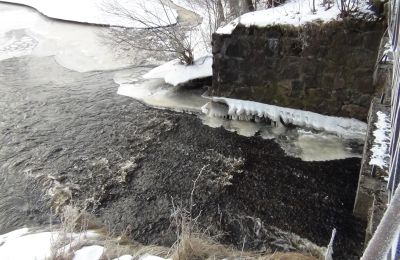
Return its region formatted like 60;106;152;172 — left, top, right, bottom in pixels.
210;19;384;121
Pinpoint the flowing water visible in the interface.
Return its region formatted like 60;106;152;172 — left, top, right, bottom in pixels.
0;3;366;258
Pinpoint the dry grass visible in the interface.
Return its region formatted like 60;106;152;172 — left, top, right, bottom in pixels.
46;205;319;260
167;221;318;260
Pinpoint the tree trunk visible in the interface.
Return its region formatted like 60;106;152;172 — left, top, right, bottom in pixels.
216;0;225;27
229;0;240;17
241;0;255;13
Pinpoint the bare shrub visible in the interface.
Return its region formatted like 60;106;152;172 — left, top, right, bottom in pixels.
336;0;359;17
103;0;196;65
49;205;101;259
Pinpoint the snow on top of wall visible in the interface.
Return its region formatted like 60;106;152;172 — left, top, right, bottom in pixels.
217;0;375;34
143;56;212;86
202;97;367;139
369;111;391;169
1;0;177;27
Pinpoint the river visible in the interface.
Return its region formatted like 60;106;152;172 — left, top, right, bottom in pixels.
0;2;366;259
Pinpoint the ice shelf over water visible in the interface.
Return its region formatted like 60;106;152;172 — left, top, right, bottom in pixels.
202;97;367;139
1;0;177;27
0;3;139;72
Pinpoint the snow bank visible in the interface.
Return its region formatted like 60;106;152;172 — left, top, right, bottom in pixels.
0;230;57;259
369;111;391;169
217;0;375;34
143;56;212;86
2;0;177;27
202;97;367;139
0;228;99;260
0;228;167;260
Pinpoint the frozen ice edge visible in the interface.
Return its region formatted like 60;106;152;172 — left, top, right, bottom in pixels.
202;97;367;140
0;0;178;28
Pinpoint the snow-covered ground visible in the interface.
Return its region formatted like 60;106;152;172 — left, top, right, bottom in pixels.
1;0;177;27
0;228;99;260
369;111;391;169
0;228;168;260
217;0;375;34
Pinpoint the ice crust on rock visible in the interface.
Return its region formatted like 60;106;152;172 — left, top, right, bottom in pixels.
202;97;367;139
217;0;375;34
143;56;212;86
369;111;391;169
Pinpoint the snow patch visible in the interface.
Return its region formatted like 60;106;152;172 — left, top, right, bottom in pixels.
202;97;367;139
73;245;104;260
0;228;168;260
113;255;134;260
0;228;99;260
143;56;212;86
369;111;391;169
0;230;56;259
217;0;375;34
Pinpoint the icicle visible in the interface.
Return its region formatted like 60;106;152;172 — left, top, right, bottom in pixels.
201;98;367;139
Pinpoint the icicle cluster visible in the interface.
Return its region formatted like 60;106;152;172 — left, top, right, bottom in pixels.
369;111;391;169
201;97;367;139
